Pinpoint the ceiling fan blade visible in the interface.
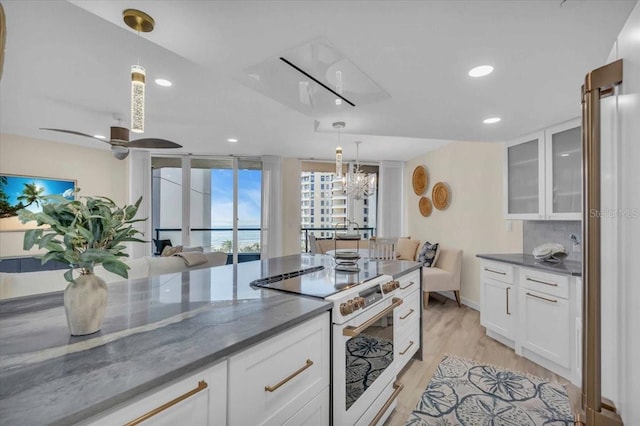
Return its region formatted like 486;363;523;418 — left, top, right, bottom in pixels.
127;138;182;149
40;128;111;144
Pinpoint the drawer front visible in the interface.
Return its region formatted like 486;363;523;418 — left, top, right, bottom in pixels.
228;312;330;426
520;267;569;299
482;261;514;284
396;319;420;372
397;269;420;299
395;288;420;325
86;360;227;426
282;387;329;426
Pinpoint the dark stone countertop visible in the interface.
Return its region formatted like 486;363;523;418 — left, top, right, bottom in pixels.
0;254;335;426
476;253;582;276
0;254;421;425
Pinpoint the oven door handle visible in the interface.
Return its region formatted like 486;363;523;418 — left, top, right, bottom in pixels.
343;297;403;337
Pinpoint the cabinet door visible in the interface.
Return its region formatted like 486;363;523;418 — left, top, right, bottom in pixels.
521;289;570;368
504;131;546;219
480;277;514;340
545;119;582;220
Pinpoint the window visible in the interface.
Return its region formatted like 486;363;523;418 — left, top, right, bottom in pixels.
299;162;378;252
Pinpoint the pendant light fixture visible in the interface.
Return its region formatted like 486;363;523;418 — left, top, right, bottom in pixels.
123;9;155;134
344;141;376;201
333;121;345;177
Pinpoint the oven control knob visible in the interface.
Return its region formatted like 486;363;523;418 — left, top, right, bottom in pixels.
340;302;353;316
356;297;366;308
382;282;392;293
393;280;400;290
350;298;361;311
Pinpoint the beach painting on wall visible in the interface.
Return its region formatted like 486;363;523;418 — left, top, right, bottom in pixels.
0;174;76;231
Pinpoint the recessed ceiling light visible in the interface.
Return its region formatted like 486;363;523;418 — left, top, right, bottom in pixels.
227;138;238;143
483;117;501;124
155;78;172;87
94;134;106;139
560;153;570;157
468;65;494;78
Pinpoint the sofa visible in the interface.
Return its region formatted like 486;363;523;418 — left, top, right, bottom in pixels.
0;251;228;301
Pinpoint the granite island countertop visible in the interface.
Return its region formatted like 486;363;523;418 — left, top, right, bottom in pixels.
476;253;582;276
0;254;420;425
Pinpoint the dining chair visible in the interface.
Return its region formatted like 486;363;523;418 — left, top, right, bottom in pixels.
368;237;396;260
308;234;317;254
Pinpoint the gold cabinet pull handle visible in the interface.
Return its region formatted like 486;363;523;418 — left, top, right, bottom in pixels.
484;267;506;275
526;292;558;304
343;298;403;337
369;381;404;426
265;359;313;392
400;281;415;290
124;380;208;426
526;277;558;287
399;341;414;355
399;308;415;320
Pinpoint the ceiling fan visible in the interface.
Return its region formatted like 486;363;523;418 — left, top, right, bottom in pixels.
40;126;182;160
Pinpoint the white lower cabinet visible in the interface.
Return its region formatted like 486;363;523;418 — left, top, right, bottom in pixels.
395;270;421;372
480;260;581;385
227;311;330;426
83;311;330;426
85;360;227;426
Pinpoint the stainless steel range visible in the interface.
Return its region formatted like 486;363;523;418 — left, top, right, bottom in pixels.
252;255;406;425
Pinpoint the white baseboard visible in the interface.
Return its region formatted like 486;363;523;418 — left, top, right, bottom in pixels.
433;291;479;311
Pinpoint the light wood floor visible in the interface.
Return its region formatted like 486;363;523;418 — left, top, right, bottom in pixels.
384;294;581;425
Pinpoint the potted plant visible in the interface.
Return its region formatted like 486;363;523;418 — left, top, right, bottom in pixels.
18;192;146;336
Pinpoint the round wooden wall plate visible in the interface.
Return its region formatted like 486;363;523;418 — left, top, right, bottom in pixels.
432;182;450;210
419;196;432;217
412;165;427;195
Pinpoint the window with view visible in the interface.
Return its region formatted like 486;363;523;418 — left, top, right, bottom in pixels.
300;161;377;252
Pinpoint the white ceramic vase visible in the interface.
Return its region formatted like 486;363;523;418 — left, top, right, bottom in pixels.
63;270;108;336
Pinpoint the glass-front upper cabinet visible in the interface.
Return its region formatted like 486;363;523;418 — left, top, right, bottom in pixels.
545;119;582;220
504;131;546;219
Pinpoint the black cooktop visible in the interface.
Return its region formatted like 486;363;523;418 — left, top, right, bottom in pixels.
251;258;381;299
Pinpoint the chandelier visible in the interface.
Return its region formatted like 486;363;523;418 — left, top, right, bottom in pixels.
345;141;376;200
333;122;376;200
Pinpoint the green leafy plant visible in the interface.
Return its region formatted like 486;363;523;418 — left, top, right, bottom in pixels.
18;192;146;283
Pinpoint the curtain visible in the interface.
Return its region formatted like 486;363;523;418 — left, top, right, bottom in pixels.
377;160;404;238
128;150;152;258
261;156;283;258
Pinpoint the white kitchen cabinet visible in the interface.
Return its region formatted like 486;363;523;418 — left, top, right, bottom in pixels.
479;260;581;385
545;118;582;220
395;271;421;372
504;131;546;219
227;311;330;426
84;360;227;426
504;118;581;220
481;277;515;344
480;261;516;346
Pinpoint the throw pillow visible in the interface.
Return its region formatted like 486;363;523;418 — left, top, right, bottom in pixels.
161;245;183;257
418;242;439;267
397;238;420;261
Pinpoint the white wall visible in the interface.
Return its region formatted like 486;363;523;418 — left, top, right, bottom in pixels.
405;141;523;307
0;133;128;257
601;2;640;423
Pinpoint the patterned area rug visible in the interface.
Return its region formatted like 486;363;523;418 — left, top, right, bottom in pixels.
406;355;575;426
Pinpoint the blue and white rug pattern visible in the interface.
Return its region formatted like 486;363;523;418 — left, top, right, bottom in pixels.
406;355;574;426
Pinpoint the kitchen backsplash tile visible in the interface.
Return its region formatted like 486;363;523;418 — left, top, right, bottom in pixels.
523;221;582;262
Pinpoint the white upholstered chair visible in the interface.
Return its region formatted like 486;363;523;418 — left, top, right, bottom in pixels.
422;247;463;308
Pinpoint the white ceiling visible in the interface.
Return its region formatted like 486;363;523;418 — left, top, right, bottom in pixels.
0;0;636;162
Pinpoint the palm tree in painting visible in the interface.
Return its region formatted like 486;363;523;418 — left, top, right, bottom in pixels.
17;183;44;209
0;181;45;218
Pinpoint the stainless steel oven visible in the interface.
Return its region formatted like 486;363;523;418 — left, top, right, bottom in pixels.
329;276;404;425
